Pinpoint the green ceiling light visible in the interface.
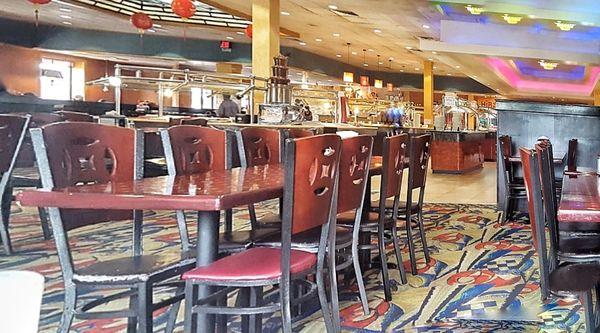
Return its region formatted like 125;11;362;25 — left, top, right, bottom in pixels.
465;5;484;15
555;21;576;31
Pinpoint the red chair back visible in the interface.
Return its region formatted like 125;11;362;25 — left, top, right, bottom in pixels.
0;115;30;174
286;128;314;139
162;125;228;175
237;128;281;167
520;147;539;245
337;135;373;214
55;111;94;123
381;134;409;199
408;134;431;190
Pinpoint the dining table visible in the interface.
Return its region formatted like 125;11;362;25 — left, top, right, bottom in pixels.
16;157;385;331
557;170;600;226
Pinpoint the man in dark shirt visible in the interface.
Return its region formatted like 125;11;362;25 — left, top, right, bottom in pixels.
216;94;240;118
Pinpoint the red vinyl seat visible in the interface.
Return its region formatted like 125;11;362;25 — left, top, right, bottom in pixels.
182;247;316;282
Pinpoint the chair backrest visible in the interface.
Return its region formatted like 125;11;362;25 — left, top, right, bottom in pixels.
169;117;208;127
535;142;560;251
0;115;30;177
286;128;314;139
566;138;577;172
337;135;373;214
519;146;551;299
237;127;281;167
498;135;512;158
380;134;409;199
55;111;94;123
408;134;431;191
30;112;64;128
31;122;142;231
161;125;229;175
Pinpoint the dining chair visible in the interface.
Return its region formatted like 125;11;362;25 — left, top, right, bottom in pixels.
236;127;283;230
31;122;192;333
182;134;342;333
161;125;278;254
341;133;409;301
169;117;208;127
498;135;527;223
55;111;95;123
0;114;31;254
566;138;578;172
284;128;315;139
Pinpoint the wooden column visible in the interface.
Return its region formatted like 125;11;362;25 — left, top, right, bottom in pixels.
594;90;600;106
423;60;434;126
252;0;280;112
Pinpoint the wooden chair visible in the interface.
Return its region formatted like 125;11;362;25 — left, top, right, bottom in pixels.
0;114;31;254
169;117;208;127
55;111;95;123
566;138;578;172
341;133;409;301
284;128;314;139
498;135;527;223
182;134;342;333
161;126;278;254
31;122;191;333
237;127;283;230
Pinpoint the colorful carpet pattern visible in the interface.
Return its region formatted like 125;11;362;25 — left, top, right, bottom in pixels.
0;200;587;332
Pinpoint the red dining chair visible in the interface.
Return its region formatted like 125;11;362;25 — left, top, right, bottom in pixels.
168;117;208;127
182;134;342;333
55;111;95;123
31;122;191;333
0;114;31;254
498;135;527;223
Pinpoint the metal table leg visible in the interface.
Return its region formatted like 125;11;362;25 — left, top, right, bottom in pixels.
194;210;220;333
359;175;373;269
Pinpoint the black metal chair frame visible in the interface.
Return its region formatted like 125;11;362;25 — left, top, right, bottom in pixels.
31;123;191;333
0;114;32;254
498;135;527;223
183;135;342;333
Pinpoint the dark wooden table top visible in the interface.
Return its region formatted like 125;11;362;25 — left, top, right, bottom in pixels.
17;164;285;212
558;172;600;223
508;152;565;164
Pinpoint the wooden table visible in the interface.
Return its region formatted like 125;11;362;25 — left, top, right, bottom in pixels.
17;164;284;333
558;171;600;225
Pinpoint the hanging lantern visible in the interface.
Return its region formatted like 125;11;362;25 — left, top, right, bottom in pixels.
245;24;253;38
28;0;52;27
387;83;394;92
360;76;369;87
131;12;153;35
171;0;196;20
374;79;383;89
343;72;354;83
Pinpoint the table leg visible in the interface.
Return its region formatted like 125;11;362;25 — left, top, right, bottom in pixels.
194;210;220;333
359;175;373;270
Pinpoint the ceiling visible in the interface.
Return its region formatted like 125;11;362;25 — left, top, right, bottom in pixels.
1;0;599;102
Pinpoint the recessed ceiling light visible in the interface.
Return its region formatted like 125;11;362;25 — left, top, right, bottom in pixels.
473;75;477;78
389;57;394;61
432;51;437;54
447;73;452;76
415;68;420;70
226;36;234;40
373;29;382;33
62;21;72;25
428;58;433;61
405;46;413;50
368;48;374;52
148;29;156;33
59;8;72;13
328;79;333;82
299;41;307;46
378;62;383;65
363;64;369;67
315;38;323;42
332;33;340;37
528;14;536;19
422;24;430;29
455;65;461;68
433;66;437;69
400;69;404;72
281;11;290;16
328;4;338;10
60;15;72;19
335;54;342;57
236;31;244;35
351;51;358;55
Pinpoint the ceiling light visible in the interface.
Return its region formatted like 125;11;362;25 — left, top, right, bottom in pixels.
455;65;461;68
62;21;72;25
415;68;420;70
528;15;536;19
428;58;433;61
226;36;234;40
299;41;307;46
148;29;156;33
378;62;384;65
538;60;558;70
503;14;522;24
447;73;452;76
328;4;338;10
432;51;437;54
60;15;72;19
335;54;342;58
368;49;374;52
433;66;437;69
363;64;369;67
465;5;485;15
473;75;477;78
351;51;357;55
555;21;576;31
315;38;323;42
332;33;340;37
374;79;383;88
581;21;595;26
422;24;430;29
400;69;404;72
373;29;382;33
236;31;244;35
405;46;413;50
154;24;162;28
281;11;290;16
389;57;394;61
59;8;72;12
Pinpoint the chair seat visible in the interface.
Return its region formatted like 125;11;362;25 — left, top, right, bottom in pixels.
219;228;280;253
74;254;194;284
371;199;419;213
182;247;316;283
254;226;353;251
549;263;600;293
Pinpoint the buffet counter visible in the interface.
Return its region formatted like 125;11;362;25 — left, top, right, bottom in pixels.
429;131;487;174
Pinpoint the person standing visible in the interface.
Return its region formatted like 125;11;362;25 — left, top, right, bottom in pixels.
216;94;240;118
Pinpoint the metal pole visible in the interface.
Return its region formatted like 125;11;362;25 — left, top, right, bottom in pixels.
249;77;255;124
114;66;122;115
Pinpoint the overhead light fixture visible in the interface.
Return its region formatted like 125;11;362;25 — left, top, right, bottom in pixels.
368;48;374;52
422;24;430;29
405;46;413;50
60;15;72;19
466;5;485;15
62;21;72;25
538;60;558;70
528;15;536;19
415;68;420;71
335;54;342;58
351;51;357;55
455;65;461;68
226;36;234;40
59;8;72;12
236;31;244;35
362;49;368;67
428;58;433;61
555;21;576;31
332;33;340;37
447;73;452;76
343;42;354;83
503;14;522;24
328;4;338;10
281;11;290;16
374;79;383;88
373;29;382;33
315;38;323;42
432;51;437;54
299;41;307;46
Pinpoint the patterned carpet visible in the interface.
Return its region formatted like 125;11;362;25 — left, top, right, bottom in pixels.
0;199;587;332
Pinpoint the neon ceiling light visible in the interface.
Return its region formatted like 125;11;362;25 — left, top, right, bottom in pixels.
513;60;586;81
486;57;600;95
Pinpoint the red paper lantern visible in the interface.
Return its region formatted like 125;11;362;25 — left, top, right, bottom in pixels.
131;12;153;33
28;0;52;27
245;24;253;38
171;0;196;20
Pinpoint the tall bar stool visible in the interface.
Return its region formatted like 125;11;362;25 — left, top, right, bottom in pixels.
31;122;191;333
237;127;283;230
498;135;527;223
0;115;31;254
161;125;278;254
182;134;342;333
340;133;409;301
